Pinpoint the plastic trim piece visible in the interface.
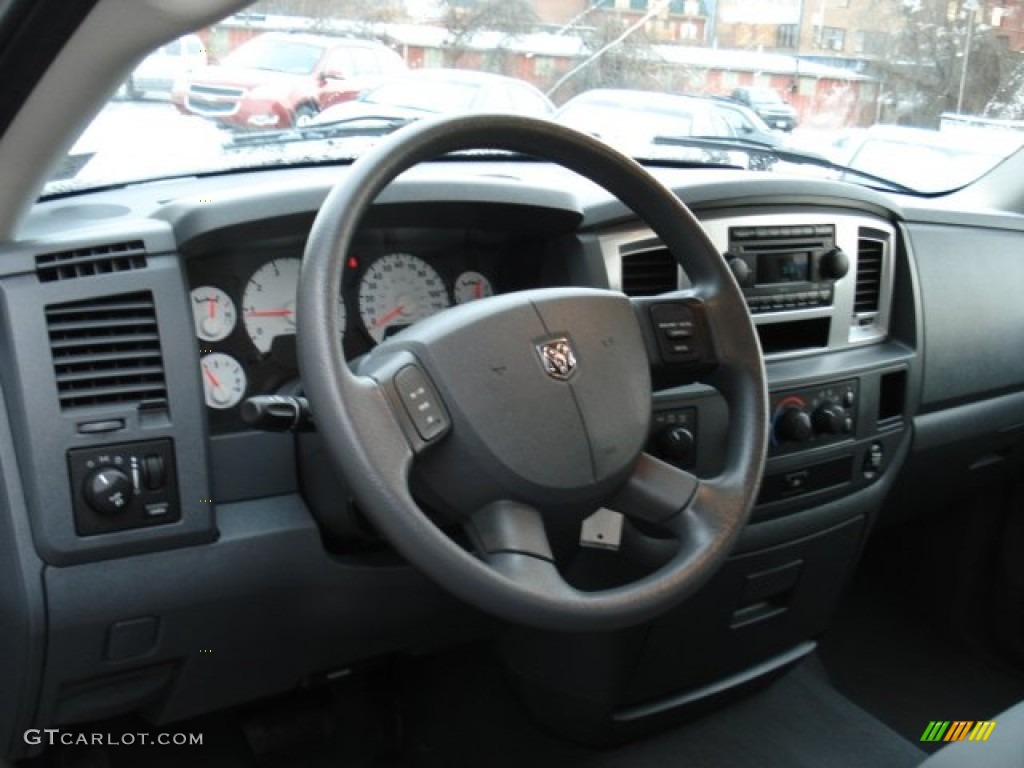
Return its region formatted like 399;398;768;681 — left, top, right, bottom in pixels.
614;641;816;721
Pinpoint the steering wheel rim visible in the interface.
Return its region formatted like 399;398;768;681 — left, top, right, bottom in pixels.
298;113;767;632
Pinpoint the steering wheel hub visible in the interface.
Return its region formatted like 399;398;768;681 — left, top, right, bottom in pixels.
372;289;652;515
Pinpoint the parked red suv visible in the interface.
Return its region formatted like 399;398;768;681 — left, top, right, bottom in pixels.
174;32;406;130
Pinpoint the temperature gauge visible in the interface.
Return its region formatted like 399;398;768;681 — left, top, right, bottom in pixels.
453;271;494;304
190;286;237;342
200;353;247;410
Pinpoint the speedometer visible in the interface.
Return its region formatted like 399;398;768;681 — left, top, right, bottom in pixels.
358;253;450;343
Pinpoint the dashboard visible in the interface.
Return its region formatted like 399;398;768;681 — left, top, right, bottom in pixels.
3;158;1024;757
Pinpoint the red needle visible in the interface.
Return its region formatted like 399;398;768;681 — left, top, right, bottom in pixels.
246;309;294;317
474;281;482;299
208;298;216;319
203;366;221;389
372;305;405;328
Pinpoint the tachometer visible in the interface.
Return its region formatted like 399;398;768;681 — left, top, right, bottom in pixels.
243;257;347;354
358;252;450;343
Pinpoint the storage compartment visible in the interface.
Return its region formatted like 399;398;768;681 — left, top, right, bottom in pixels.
878;369;907;424
756;317;830;355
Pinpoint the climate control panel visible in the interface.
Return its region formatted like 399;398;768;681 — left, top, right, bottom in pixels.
770;380;858;454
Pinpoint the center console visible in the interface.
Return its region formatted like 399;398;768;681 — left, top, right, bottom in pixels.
503;206;916;744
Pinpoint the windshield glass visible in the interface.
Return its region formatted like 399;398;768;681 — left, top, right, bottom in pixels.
365;80;480;112
47;0;1024;198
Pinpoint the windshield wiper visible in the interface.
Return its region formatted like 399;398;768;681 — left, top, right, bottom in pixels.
226;115;416;149
651;135;920;195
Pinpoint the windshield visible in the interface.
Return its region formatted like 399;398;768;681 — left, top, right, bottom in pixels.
48;0;1024;198
365;79;480;113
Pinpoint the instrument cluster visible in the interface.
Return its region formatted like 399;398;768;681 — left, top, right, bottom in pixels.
186;227;523;432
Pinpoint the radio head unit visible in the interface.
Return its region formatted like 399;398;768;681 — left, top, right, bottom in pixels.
727;225;850;313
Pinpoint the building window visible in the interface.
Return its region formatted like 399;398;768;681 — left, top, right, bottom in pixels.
816;26;846;52
630;0;648;10
776;24;799;48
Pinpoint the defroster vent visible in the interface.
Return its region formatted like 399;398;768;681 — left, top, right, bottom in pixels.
854;233;885;314
621;247;678;296
36;241;147;283
46;292;167;411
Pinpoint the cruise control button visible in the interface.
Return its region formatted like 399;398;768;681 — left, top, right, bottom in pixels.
394;364;450;441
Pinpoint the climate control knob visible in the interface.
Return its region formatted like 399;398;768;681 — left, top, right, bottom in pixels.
812;402;848;435
774;405;813;444
83;467;134;516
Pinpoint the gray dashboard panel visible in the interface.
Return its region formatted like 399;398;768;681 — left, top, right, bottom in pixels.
907;221;1024;407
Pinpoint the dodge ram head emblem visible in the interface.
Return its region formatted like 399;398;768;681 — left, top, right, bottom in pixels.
536;337;577;381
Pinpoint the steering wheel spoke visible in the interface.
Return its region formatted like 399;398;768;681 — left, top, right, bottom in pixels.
631;293;719;387
464;501;577;600
607;452;700;527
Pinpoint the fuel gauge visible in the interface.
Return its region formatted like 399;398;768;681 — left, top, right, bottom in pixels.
200;353;247;410
191;286;237;342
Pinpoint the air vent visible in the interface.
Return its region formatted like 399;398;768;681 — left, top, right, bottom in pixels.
854;235;885;314
46;292;167;411
621;247;678;296
36;241;147;283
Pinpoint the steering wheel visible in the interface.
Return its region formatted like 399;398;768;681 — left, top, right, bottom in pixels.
297;114;767;632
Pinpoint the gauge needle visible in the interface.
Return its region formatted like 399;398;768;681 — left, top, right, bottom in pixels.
208;298;216;319
203;366;222;390
372;305;406;328
246;309;294;317
474;281;483;299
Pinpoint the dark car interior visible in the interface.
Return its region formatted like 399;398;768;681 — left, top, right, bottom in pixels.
2;1;1024;767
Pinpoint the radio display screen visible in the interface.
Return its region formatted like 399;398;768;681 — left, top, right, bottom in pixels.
757;252;812;285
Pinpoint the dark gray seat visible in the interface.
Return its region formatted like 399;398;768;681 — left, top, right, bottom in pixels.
918;702;1024;767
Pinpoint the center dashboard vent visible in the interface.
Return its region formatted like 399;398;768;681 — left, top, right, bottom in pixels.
620;247;678;296
854;233;886;314
36;241;147;283
46;292;167;411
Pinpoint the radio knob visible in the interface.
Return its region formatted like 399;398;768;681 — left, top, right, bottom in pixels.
774;406;813;443
812;402;848;435
727;255;751;285
819;247;850;280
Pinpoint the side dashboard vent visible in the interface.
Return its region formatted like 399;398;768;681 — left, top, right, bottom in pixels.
46;292;167;411
854;234;885;314
36;241;147;283
621;247;678;296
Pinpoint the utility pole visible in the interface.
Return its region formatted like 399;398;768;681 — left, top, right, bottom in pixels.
956;0;978;114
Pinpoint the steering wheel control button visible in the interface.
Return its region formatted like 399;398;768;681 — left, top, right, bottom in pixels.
394;365;449;441
649;303;707;365
68;439;180;536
